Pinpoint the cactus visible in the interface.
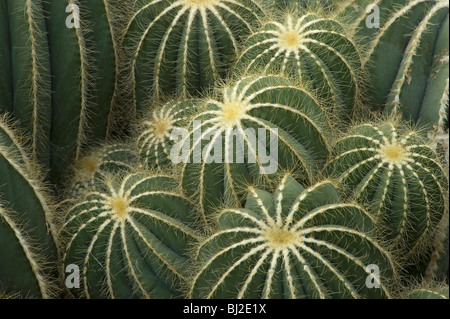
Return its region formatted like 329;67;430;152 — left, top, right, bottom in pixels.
190;174;395;299
68;143;140;198
235;10;361;120
123;0;264;111
340;0;449;132
0;0;52;166
325;119;448;256
136;99;198;170
60;172;202;298
42;0;120;183
180;75;331;220
406;285;449;299
0;115;59;298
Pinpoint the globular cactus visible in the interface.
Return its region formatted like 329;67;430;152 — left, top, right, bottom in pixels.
235;11;361;120
339;0;449;132
136;99;198;170
190;174;395;299
60;172;202;299
325;119;448;256
42;0;120;183
180;75;331;220
0;115;59;298
68;143;140;198
123;0;264;110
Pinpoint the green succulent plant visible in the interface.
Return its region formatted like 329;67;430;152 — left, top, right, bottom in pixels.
123;0;264;109
190;174;395;299
0;115;59;298
339;0;449;132
60;172;202;299
325;120;448;257
180;75;331;220
235;10;361;120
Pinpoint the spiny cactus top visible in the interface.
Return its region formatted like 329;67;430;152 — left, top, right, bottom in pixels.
68;143;139;198
0;116;58;298
235;11;361;120
123;0;264;108
136;100;198;170
60;172;202;298
406;285;449;299
190;175;395;299
325;120;448;256
180;75;331;218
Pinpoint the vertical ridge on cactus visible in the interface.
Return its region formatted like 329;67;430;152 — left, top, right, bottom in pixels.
0;0;13;114
0;0;52;166
43;0;118;184
0;116;59;298
342;0;449;131
235;10;362;120
180;75;331;220
123;0;264;111
325;120;448;257
60;172;202;298
190;174;395;299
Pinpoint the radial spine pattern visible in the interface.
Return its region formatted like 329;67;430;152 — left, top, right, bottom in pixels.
61;173;201;299
190;174;395;299
180;75;331;219
236;11;361;119
325;120;448;255
123;0;264;109
136;100;198;170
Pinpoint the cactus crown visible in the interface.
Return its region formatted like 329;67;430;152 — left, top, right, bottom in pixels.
190;174;395;299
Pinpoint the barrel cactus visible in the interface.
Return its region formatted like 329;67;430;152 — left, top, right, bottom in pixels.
180;75;331;219
325;119;448;256
136;99;198;170
190;174;395;299
123;0;264;109
60;172;202;298
0;115;59;298
339;0;449;131
235;10;361;120
68;143;139;198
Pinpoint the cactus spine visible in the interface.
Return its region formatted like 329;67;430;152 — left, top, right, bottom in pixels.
181;75;331;219
60;172;202;298
325;120;448;256
136;99;198;170
123;0;264;110
190;174;395;299
236;11;361;120
0;115;58;298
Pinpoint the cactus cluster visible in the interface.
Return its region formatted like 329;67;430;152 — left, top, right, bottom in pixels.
0;0;448;300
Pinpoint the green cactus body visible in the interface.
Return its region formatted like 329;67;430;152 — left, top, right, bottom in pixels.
181;75;331;219
0;0;52;166
69;143;140;198
235;12;361;120
61;172;201;298
407;286;449;299
0;116;58;298
123;0;264;109
343;0;449;131
325;120;448;255
0;0;13;114
42;0;118;183
137;100;198;170
190;174;394;299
